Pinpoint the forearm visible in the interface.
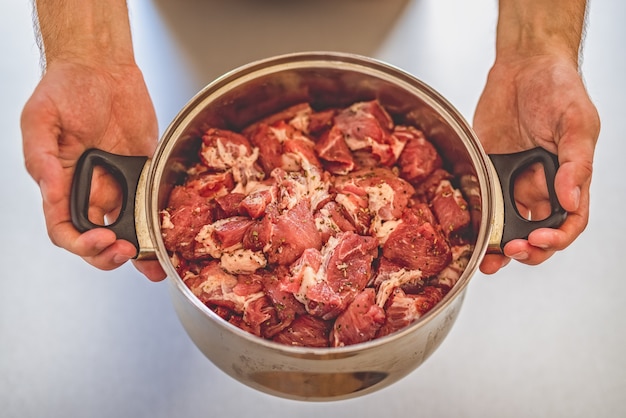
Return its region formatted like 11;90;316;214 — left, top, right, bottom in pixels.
33;0;135;67
496;0;588;66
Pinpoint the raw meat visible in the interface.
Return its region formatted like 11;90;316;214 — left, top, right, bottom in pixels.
161;99;473;347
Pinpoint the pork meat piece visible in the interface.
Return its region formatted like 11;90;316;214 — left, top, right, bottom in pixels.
239;185;277;219
247;103;334;136
242;102;312;135
242;217;273;252
314;201;357;242
271;165;330;212
194;216;255;259
291;231;379;320
239;294;276;338
279;248;323;295
330;288;386;347
200;128;264;185
429;243;472;290
333;181;371;235
255;267;306;336
161;184;216;259
431;180;471;238
264;199;323;266
334;167;415;239
382;208;451;277
372;257;424;308
183;171;235;199
281;128;322;171
412;168;452;202
200;128;252;169
246;124;283;175
247;121;320;174
333;100;405;166
376;286;445;338
184;261;264;312
272;314;332;348
307;108;336;135
315;128;355;175
395;125;442;184
214;193;246;218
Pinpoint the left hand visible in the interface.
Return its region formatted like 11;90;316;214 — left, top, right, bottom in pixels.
473;53;600;274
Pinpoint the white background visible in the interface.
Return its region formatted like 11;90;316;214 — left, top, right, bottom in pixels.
1;1;624;417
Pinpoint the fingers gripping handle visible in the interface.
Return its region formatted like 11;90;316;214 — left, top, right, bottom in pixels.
70;149;148;255
488;148;567;250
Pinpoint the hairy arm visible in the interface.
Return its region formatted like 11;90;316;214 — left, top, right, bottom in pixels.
34;0;135;66
475;0;600;273
496;0;587;65
23;0;165;280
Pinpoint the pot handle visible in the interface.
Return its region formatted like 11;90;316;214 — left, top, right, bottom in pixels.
488;147;567;250
70;149;148;255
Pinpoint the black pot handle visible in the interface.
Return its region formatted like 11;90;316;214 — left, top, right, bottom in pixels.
488;148;567;250
70;149;148;255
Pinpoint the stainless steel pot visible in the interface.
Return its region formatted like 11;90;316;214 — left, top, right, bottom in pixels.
70;52;565;401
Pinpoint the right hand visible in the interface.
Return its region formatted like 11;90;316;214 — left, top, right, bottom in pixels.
21;59;166;281
473;53;600;275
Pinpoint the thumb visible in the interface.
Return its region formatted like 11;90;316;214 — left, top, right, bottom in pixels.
553;132;595;213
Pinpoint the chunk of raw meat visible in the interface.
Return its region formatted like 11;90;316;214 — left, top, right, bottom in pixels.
431;180;471;237
241;217;273;252
219;249;267;275
315;128;355;174
314;201;357;242
247;121;321;174
382;209;451;277
200;128;264;185
431;243;473;290
194;216;255;259
183;171;235;199
242;102;313;134
412;168;452;202
376;286;445;338
372;257;423;308
239;186;277;219
335;167;415;221
333;100;405;166
330;288;386;347
264;200;323;266
246;123;284;175
256;267;306;336
289;231;379;320
184;261;264;313
161;185;216;259
396;125;442;184
271;166;330;213
272;314;332;347
214;193;246;218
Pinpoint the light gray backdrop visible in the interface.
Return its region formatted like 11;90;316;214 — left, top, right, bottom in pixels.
1;1;623;417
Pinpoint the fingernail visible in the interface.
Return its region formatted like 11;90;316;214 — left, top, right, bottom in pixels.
113;254;130;264
572;186;581;210
510;251;529;261
38;178;49;201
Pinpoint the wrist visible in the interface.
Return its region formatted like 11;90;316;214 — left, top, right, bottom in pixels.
495;0;587;67
34;0;135;67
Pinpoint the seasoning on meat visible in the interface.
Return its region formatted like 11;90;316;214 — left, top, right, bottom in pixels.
161;99;473;347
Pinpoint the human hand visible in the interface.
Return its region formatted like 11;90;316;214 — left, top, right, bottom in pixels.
473;53;600;274
21;59;166;281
